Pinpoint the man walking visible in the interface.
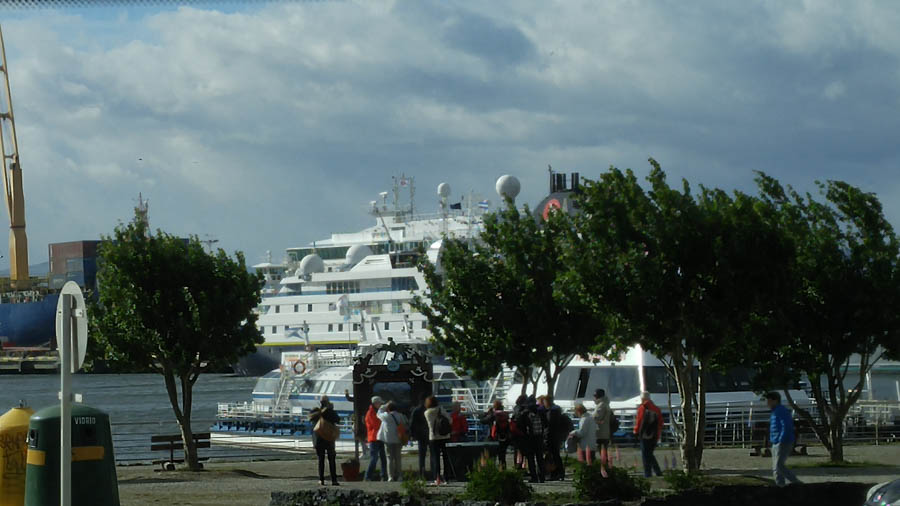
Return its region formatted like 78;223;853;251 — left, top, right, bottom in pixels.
766;392;802;487
633;391;663;478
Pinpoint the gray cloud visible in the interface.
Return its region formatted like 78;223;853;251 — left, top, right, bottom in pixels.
1;0;900;268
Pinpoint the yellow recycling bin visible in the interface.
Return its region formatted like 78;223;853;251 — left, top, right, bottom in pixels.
0;403;34;506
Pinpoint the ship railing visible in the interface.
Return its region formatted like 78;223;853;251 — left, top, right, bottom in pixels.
451;387;493;415
308;351;355;369
217;402;302;421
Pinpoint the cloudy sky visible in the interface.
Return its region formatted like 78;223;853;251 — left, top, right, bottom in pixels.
2;0;900;269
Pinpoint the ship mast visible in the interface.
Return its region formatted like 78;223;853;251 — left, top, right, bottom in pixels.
0;25;29;290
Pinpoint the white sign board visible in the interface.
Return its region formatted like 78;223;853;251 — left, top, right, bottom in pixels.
56;281;88;373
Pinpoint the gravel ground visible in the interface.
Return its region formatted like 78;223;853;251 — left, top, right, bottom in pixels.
115;444;900;506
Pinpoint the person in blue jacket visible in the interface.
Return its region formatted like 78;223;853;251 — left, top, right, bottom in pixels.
766;391;802;487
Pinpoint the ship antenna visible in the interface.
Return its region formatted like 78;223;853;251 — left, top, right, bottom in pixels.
408;175;415;217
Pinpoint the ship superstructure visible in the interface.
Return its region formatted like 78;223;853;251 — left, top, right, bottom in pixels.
238;176;487;376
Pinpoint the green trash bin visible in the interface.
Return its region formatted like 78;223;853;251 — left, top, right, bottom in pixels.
24;404;119;506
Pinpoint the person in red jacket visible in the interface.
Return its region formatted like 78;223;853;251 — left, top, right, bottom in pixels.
450;402;469;442
633;391;663;477
364;396;387;481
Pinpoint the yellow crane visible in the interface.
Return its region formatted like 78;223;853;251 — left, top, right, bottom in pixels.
0;25;29;290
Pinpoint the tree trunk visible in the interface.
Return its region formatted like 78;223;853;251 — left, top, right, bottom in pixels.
519;367;529;396
544;364;557;400
180;373;200;470
160;364;202;471
828;421;844;463
672;356;701;471
693;361;707;468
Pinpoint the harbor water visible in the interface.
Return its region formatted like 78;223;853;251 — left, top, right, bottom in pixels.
0;373;295;463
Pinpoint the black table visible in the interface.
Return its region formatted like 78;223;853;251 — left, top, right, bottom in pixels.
444;441;500;481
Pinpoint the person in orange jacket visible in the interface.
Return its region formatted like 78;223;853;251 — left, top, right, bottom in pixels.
364;396;387;481
633;391;663;477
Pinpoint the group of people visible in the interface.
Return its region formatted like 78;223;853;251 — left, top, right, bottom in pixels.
364;394;468;485
479;394;570;483
310;388;801;488
568;389;664;478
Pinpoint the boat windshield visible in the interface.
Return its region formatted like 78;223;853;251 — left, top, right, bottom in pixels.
554;366;641;402
643;366;757;394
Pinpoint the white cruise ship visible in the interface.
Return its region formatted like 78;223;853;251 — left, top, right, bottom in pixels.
235;176;492;376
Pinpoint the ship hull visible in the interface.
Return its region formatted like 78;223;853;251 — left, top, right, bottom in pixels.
0;294;59;349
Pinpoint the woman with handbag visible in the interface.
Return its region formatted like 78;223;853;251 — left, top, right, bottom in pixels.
309;395;341;486
377;401;408;482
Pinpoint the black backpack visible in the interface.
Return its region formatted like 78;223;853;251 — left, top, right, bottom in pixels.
437;413;452;437
640;409;658;439
609;412;620;435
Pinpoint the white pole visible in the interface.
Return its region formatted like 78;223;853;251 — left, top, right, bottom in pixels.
60;293;72;506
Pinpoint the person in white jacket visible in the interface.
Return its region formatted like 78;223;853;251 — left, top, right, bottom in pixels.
377;401;408;482
424;396;452;485
570;403;599;469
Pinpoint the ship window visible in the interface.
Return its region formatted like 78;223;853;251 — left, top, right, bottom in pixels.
326;281;360;295
421;321;427;329
275;306;280;314
271;327;276;334
391;277;419;291
338;324;343;332
328;324;333;332
294;305;299;312
384;322;390;330
307;304;313;312
353;323;359;331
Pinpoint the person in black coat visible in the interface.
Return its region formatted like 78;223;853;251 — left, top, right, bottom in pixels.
539;395;565;480
309;395;341;486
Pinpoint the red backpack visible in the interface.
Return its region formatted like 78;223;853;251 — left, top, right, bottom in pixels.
491;410;512;441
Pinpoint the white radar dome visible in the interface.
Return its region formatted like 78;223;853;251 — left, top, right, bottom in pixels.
496;175;521;200
345;244;373;266
438;183;451;198
299;254;325;276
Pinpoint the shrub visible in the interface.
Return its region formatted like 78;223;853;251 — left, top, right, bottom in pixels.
572;462;650;502
463;455;533;505
400;471;428;504
662;469;709;492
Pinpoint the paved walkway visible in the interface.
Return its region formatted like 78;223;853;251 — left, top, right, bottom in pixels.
116;444;899;506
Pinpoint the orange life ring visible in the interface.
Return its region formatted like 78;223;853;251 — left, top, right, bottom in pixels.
291;359;306;375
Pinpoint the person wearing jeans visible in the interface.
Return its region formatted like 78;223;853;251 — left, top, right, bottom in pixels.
634;391;663;478
766;391;802;487
364;396;387;481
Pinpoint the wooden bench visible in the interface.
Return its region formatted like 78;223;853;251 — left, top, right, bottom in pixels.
150;432;211;471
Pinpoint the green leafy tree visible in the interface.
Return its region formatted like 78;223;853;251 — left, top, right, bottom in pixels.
91;216;262;470
754;174;900;462
563;160;793;470
416;199;603;397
